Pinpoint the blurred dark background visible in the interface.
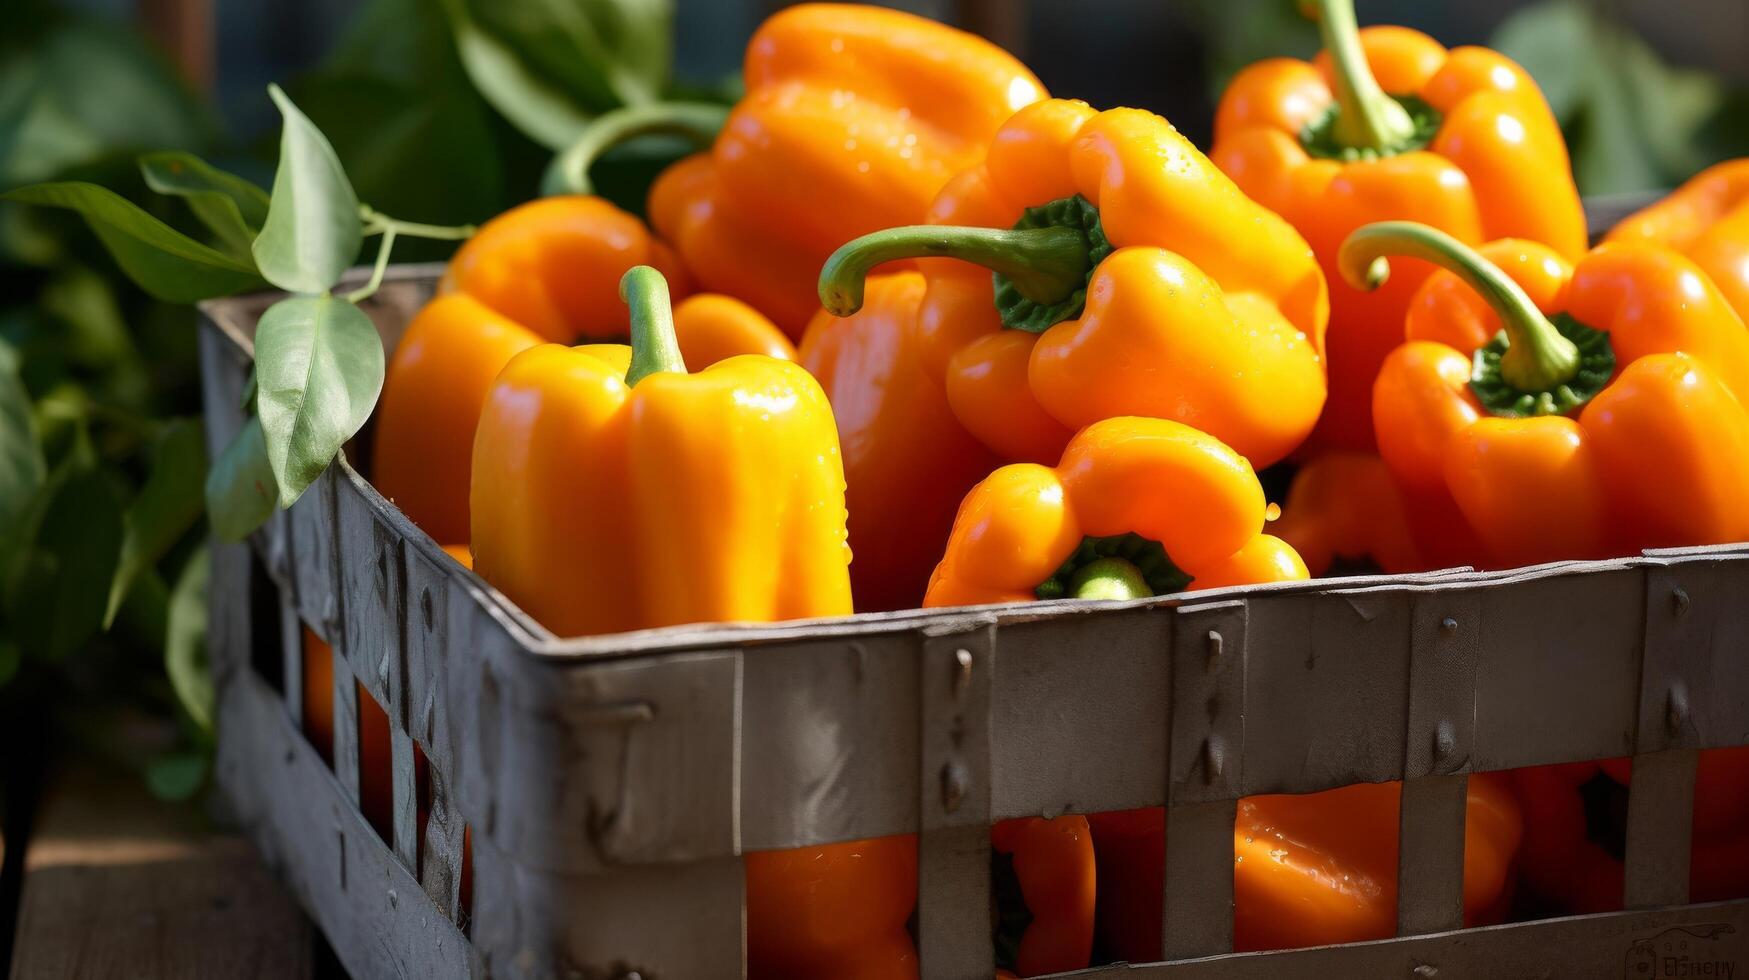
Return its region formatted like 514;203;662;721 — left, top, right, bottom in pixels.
59;0;1749;193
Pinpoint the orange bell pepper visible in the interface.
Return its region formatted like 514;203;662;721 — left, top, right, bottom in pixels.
798;271;999;611
923;416;1309;610
1210;0;1585;455
375;205;793;546
820;98;1328;468
922;417;1304;975
1352;222;1749;570
991;816;1095;977
646;3;1045;336
1090;775;1521;958
1606;158;1749;321
440;195;691;343
1270;452;1425;575
1514;752;1749;914
470;266;847;633
469;267;911;978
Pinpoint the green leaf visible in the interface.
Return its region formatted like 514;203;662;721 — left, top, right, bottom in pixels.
252;84;363;294
1;182;262;302
140;151;270;259
204;416;276;542
253;295;382;507
145;750;208;801
6;460;124;661
438;0;598;150
164;546;213;736
105;418;205;628
0;639;18;688
0;340;46;567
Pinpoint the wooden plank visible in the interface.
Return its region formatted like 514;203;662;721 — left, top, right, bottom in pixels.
916;622;996;979
8;758;312;980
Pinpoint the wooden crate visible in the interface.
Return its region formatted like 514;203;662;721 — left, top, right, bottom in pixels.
199;197;1749;979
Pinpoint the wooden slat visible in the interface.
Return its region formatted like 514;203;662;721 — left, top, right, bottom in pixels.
1395;774;1468;936
916;621;996;979
8;758;312;980
1623;749;1698;909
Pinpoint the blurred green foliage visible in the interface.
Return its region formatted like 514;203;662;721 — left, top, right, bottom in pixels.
0;0;708;796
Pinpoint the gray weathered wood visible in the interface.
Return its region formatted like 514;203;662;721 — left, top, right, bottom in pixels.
1624;749;1700;909
1112;897;1749;978
215;670;476;980
992;607;1170;819
1162;800;1236;961
1395;774;1469;936
917;622;995;979
740;636;919;850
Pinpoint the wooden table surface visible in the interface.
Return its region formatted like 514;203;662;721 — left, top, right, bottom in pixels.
5;756;339;980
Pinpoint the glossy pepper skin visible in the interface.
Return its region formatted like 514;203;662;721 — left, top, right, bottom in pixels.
798;271;1000;611
1354;223;1749;570
1514;752;1749;914
1270;452;1426;575
1211;0;1584;455
375;280;793;547
990;816;1095;977
821;98;1328;468
1089;775;1522;958
924;416;1309;610
647;3;1045;336
440;195;691;343
470;268;912;978
1607;158;1749;321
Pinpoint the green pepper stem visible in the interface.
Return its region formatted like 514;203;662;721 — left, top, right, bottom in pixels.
1069;557;1152;602
1311;0;1417;152
621;266;686;385
1339;221;1580;392
542;102;731;198
818;224;1091;317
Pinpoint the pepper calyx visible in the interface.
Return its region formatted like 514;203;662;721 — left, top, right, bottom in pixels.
992;194;1113;334
1300;93;1442;162
1035;532;1191;601
1470;313;1615;418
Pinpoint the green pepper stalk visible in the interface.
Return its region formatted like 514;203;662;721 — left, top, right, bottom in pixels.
1339;221;1614;417
620;265;687;385
819;195;1113;333
1311;0;1417;152
1067;557;1151;601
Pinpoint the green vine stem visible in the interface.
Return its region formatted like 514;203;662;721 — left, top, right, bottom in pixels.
542;102;731;198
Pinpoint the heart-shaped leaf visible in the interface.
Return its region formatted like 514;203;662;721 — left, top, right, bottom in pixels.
2;182;262;302
253;295;383;507
105;418;206;628
140;152;270;260
253;84;363;294
205;416;277;542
